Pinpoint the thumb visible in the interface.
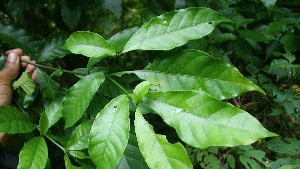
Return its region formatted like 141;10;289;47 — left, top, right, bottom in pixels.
0;53;20;83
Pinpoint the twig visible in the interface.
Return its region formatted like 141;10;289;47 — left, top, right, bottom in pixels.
1;53;88;76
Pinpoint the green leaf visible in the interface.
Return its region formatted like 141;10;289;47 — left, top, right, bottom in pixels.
132;81;152;105
0;106;35;134
64;154;83;169
266;137;300;156
39;97;63;135
134;108;193;169
124;50;264;100
66;121;92;151
0;24;41;56
61;0;81;30
68;150;90;159
89;95;130;169
108;26;139;53
63;72;105;128
143;91;277;148
115;133;148;169
123;7;231;52
6;0;26;22
64;31;116;58
96;0;122;18
37;32;71;62
36;68;60;100
239;150;266;169
17;137;48;169
12;70;36;95
260;0;277;8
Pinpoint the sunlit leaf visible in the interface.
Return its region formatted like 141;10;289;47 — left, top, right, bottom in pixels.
63;72;105;128
143;91;278;148
17;137;48;169
122;50;264;100
123;7;231;52
132;81;152;105
135;108;193;169
89;95;130;169
12;70;36;95
0;106;35;134
64;31;116;58
64;154;83;169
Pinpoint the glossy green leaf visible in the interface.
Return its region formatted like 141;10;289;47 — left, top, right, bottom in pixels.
135;108;193;169
125;50;264;100
0;106;35;134
66;121;92;151
115;133;148;169
17;137;48;169
37;32;71;62
89;95;130;169
143;91;277;148
123;7;231;52
64;31;116;58
0;24;41;56
63;72;105;128
68;150;90;159
39;97;63;135
132;81;152;105
12;70;36;95
108;26;139;53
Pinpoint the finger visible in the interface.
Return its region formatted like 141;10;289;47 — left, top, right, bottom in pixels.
5;48;24;57
20;55;31;68
32;69;38;82
26;61;36;75
0;53;21;83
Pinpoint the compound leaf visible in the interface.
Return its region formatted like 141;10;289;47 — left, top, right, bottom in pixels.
135;108;193;169
89;95;130;169
123;7;231;52
17;137;48;169
62;72;105;128
0;106;35;134
142;91;277;148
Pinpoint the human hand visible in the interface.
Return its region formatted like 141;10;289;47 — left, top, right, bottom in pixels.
0;48;37;106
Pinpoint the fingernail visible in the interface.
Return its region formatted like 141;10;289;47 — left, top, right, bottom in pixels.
7;53;17;63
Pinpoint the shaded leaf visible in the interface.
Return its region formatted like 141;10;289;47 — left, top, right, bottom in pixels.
63;72;105;128
17;137;48;169
37;32;71;62
108;27;139;53
89;95;130;169
0;106;35;134
39;97;63;135
123;50;264;100
64;31;116;58
115;133;148;169
135;108;193;169
0;24;41;56
143;91;277;148
61;0;81;30
64;154;83;169
260;0;277;8
66;121;92;151
36;68;60;100
96;0;122;18
123;7;231;52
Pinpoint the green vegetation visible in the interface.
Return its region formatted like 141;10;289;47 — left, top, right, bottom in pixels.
0;0;299;168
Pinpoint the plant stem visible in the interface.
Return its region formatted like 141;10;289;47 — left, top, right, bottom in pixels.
44;134;65;152
106;75;131;96
20;59;88;76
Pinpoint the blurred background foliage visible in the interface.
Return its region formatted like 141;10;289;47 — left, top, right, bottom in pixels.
1;0;300;168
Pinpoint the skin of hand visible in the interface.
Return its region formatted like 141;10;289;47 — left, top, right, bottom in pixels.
0;48;37;146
